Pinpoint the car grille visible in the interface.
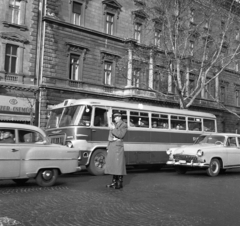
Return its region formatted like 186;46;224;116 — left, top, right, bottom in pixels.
173;154;198;163
49;135;65;145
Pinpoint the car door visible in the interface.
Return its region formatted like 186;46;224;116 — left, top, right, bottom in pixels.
226;137;240;167
0;129;21;178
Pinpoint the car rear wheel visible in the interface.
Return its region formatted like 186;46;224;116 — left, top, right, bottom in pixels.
87;149;106;176
207;159;220;177
12;179;29;185
36;169;58;187
175;166;187;174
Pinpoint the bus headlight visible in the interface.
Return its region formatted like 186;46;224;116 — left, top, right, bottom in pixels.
166;149;172;155
66;141;73;148
197;149;204;157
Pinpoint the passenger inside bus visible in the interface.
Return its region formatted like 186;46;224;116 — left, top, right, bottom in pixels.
94;109;108;127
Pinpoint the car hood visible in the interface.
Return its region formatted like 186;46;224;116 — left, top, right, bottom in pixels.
173;143;220;155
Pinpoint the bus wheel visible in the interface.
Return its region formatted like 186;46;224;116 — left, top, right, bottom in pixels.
87;149;106;176
206;158;220;177
175;166;187;174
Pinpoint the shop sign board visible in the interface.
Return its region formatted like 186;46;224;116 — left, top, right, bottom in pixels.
0;95;35;113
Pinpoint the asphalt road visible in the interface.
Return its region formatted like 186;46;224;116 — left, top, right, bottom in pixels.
1;167;240;226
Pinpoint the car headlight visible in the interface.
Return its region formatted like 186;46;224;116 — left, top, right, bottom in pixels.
166;149;172;155
66;141;73;148
197;149;204;157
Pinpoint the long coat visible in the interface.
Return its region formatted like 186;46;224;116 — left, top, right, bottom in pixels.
104;120;127;175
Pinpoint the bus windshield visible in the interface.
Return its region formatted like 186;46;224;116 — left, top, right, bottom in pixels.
47;105;82;128
47;105;92;128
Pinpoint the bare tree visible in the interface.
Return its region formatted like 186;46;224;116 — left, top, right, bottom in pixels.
118;0;240;109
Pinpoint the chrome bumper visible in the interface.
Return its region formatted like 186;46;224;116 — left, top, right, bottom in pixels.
167;160;208;168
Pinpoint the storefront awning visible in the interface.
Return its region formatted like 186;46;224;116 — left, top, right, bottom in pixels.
0;114;31;122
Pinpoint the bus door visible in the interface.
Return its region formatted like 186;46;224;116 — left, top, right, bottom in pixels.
91;107;110;142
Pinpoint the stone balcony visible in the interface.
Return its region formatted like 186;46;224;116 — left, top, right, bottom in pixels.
42;75;222;110
0;73;36;85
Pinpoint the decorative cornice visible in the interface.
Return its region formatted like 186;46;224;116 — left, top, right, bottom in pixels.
2;21;28;31
0;32;29;44
102;0;122;19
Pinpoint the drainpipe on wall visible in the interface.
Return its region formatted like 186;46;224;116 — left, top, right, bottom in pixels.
35;0;47;127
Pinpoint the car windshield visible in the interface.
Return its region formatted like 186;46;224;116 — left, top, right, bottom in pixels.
195;135;225;144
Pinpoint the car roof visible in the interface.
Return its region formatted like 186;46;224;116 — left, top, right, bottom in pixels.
0;123;45;134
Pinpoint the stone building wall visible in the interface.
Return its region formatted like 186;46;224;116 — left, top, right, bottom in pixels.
38;0;240;131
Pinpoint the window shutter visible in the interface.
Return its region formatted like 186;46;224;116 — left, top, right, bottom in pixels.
73;2;82;14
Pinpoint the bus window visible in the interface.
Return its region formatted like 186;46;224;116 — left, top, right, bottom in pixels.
112;109;128;125
203;119;215;132
130;111;149;128
78;106;92;126
94;108;108;127
151;113;169;129
59;105;80;127
188;117;202;131
171;115;186;130
47;108;63;128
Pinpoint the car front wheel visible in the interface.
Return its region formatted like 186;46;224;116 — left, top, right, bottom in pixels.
207;159;221;177
36;169;58;187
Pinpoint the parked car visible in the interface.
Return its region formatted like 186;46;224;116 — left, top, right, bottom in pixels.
0;123;80;186
166;133;240;177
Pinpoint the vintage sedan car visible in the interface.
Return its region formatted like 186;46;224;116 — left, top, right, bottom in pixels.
166;133;240;177
0;123;80;186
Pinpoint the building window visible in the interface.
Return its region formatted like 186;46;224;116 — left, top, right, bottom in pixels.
72;2;82;26
10;0;21;24
190;9;194;23
189;41;194;56
70;0;89;26
236;29;240;41
189;78;195;95
106;13;114;35
236;90;240;106
220;86;225;103
221;21;225;30
154;30;161;47
5;44;18;73
102;0;122;35
153;71;160;91
69;54;80;80
104;62;112;85
132;69;140;87
134;23;142;43
234;60;239;72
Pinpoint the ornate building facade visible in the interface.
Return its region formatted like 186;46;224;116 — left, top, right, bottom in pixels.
1;0;240;132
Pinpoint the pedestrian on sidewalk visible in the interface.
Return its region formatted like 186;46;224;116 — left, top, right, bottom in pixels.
105;112;127;189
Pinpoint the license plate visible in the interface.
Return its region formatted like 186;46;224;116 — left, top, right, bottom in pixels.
179;160;186;164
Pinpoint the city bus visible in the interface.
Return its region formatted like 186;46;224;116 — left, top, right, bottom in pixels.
45;98;217;175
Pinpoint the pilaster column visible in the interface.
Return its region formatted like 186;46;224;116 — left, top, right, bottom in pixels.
17;46;24;74
20;0;27;25
168;66;172;93
0;42;6;75
126;48;132;87
185;66;189;96
149;50;153;89
201;73;205;98
215;75;219;101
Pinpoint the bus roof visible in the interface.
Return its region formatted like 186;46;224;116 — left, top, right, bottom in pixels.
51;98;216;119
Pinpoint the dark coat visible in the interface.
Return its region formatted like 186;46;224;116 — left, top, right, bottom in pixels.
104;120;127;175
